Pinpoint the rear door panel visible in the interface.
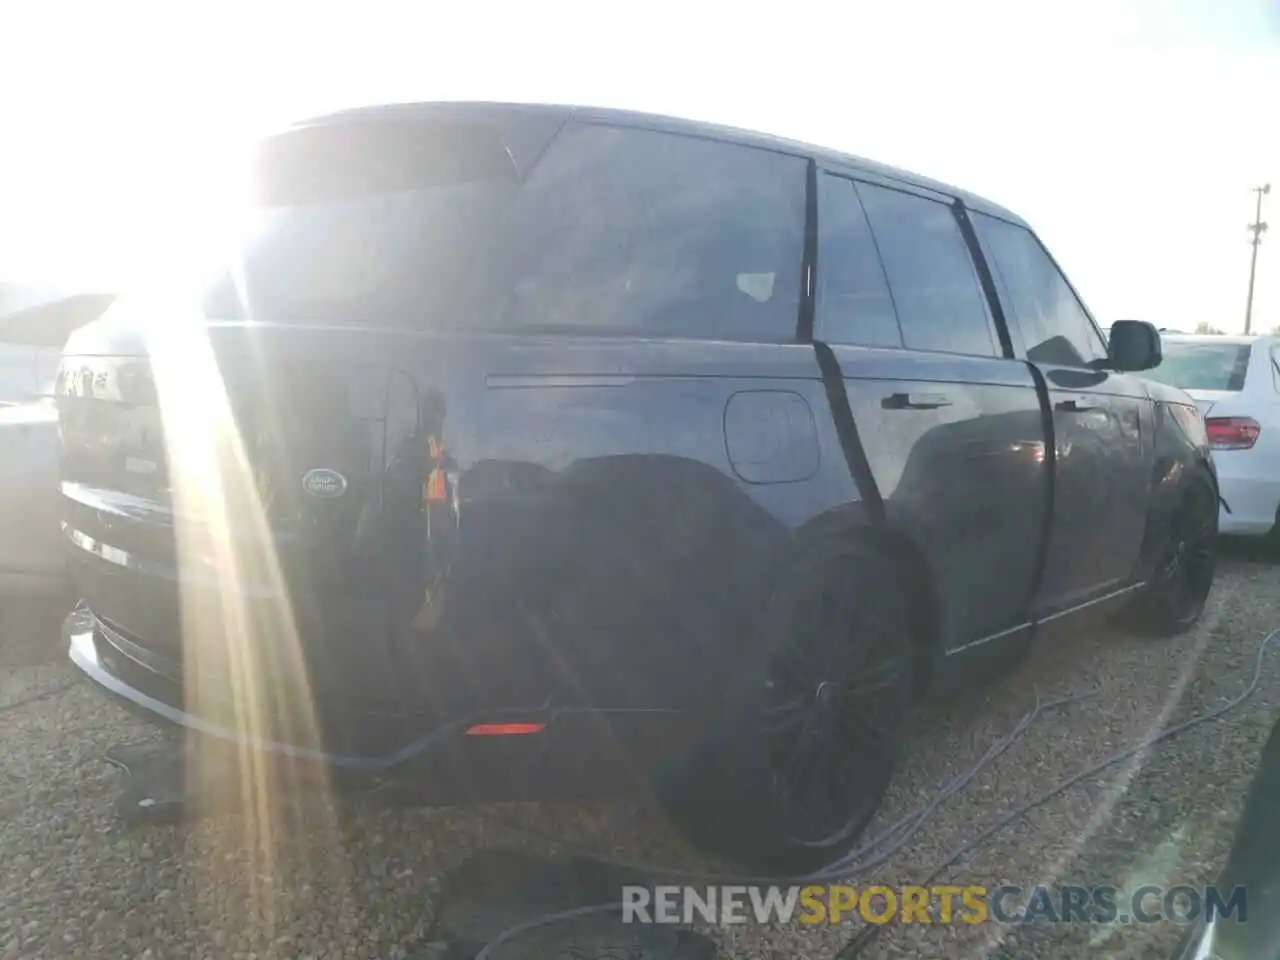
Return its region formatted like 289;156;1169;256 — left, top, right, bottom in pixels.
833;355;1048;651
815;171;1050;653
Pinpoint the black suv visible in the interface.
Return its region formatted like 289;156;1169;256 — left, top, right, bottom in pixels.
56;102;1217;872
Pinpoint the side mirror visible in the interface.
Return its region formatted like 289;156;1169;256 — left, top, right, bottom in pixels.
1108;319;1162;372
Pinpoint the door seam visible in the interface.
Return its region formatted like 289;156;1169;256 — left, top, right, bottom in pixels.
811;340;886;523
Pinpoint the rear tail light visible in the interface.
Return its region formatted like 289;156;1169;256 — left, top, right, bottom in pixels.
1205;416;1261;450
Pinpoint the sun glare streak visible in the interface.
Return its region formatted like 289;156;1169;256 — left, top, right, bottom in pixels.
143;294;351;926
969;581;1236;957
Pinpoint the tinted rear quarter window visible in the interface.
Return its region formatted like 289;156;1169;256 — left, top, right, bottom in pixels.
208;119;808;343
1146;342;1253;391
853;182;998;357
502;124;807;341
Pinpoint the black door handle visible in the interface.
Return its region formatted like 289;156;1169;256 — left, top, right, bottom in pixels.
1056;398;1101;413
882;392;953;410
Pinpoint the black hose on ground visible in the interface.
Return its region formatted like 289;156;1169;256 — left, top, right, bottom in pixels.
463;627;1280;960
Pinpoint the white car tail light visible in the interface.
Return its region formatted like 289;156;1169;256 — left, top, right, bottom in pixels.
1205;416;1261;450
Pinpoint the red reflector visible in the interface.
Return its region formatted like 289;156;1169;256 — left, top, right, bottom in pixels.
464;722;546;737
1205;416;1261;450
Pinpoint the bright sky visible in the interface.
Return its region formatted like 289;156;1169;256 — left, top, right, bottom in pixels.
1;0;1277;332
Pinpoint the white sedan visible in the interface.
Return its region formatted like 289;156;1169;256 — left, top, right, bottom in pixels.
0;400;63;593
1148;334;1280;537
0;292;114;594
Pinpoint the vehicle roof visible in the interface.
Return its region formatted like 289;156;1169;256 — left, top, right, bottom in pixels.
287;100;1029;228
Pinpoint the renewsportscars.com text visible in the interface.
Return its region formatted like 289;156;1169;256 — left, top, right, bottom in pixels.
621;884;1247;926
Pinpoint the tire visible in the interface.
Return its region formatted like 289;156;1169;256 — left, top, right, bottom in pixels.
1126;466;1218;636
651;543;913;875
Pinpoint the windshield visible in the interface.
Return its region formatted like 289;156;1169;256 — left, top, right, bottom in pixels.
1144;340;1252;391
200;116;806;342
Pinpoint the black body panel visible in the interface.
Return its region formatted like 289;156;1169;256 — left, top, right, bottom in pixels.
56;101;1215;775
59;315;854;761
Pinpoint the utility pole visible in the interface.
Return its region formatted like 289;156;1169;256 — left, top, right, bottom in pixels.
1245;183;1271;335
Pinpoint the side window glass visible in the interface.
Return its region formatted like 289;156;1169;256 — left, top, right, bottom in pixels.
853;182;998;357
815;174;902;347
972;213;1108;368
498;124;808;342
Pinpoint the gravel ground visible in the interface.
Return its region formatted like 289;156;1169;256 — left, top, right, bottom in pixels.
3;550;1280;960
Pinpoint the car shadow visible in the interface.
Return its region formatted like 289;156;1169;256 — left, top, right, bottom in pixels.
0;590;75;667
1218;534;1280;565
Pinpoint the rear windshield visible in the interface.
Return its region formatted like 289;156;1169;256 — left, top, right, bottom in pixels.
1145;341;1252;391
200;115;807;342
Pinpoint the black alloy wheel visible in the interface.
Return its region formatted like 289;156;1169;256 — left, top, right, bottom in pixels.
760;553;911;852
654;545;913;874
1161;480;1218;622
1129;468;1219;636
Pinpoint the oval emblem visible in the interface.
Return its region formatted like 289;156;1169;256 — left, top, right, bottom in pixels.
302;468;348;498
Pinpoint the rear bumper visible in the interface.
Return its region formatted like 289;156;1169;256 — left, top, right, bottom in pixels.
1216;473;1280;536
66;605;683;794
66;606;458;771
